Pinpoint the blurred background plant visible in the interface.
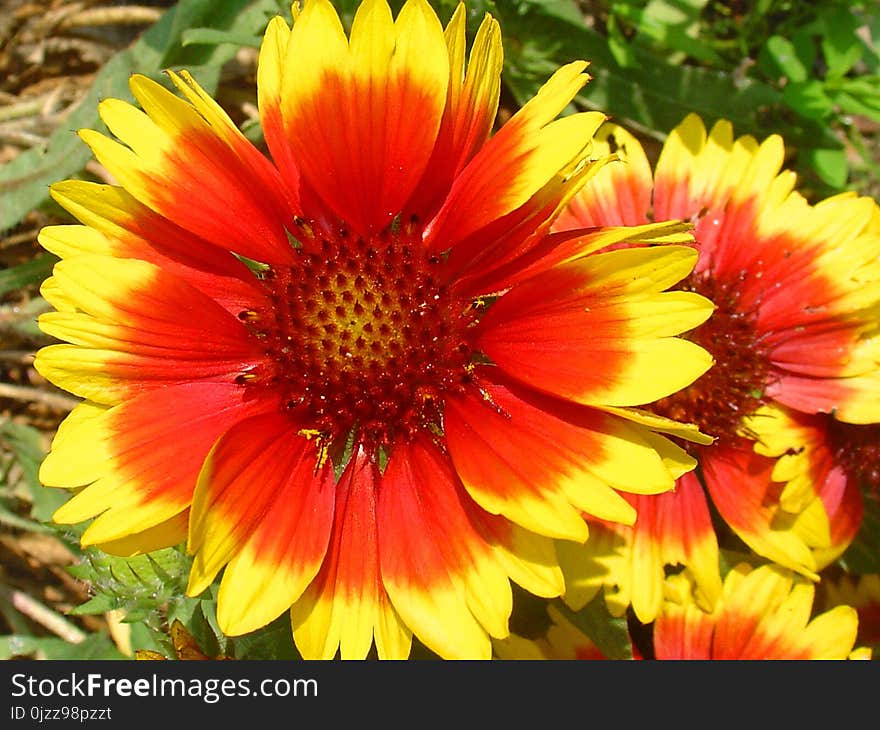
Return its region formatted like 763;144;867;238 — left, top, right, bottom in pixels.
1;0;877;660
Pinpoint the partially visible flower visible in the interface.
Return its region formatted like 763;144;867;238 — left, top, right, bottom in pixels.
822;572;880;654
654;563;867;660
35;0;713;659
555;115;880;623
493;604;608;659
746;405;867;570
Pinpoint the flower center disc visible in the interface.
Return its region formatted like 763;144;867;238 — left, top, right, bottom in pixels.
242;224;475;452
828;421;880;493
651;270;772;444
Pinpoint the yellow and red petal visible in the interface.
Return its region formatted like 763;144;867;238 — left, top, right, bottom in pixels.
559;471;721;624
407;6;503;218
34;255;266;405
42;181;264;314
43;382;277;546
95;510;190;558
712;564;857;659
187;413;336;636
445;376;693;543
426;63;602;251
652;573;714;660
456;218;694;301
701;444;819;578
377;435;515;659
655;564;861;659
552;123;653;230
476;245;713;408
291;447;412;660
80;76;296;264
748;405;864;569
276;0;448;235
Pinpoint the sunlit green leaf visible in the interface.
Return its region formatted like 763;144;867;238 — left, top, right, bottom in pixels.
552;595;633;660
804;147;849;188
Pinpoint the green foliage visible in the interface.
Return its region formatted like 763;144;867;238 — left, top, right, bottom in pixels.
0;420;66;532
0;255;57;298
0;632;125;660
840;495;880;575
66;547;191;624
496;0;878;194
552;595;634;660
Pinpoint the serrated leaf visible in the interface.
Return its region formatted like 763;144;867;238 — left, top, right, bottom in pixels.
66;546;191;622
68;593;120;616
551;595;633;660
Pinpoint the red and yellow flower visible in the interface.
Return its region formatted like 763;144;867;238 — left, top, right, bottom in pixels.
556;115;880;623
493;603;608;660
654;564;867;659
822;572;880;654
35;0;713;659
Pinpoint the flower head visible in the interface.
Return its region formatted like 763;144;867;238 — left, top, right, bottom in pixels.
555;115;880;622
35;0;713;659
654;564;866;660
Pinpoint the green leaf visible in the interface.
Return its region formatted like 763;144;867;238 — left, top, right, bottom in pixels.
803;147;849;188
820;9;863;80
66;546;191;619
615;0;721;65
497;0;840;152
182;28;263;49
0;419;66;524
782;80;834;121
829;90;880;122
0;632;124;660
760;35;809;83
228;613;301;660
68;592;120;617
0;254;57;297
551;595;633;660
839;495;880;575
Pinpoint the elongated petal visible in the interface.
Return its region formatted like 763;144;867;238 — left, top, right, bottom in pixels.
187;413;335;636
426;64;600;250
701;445;819;579
81;75;296;264
378;436;514;659
44;382;277;546
445;376;690;542
291;448;411;659
407;7;503;218
42;181;264;314
553;123;653;229
34;256;266;405
559;471;721;624
476;246;713;407
279;0;448;235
